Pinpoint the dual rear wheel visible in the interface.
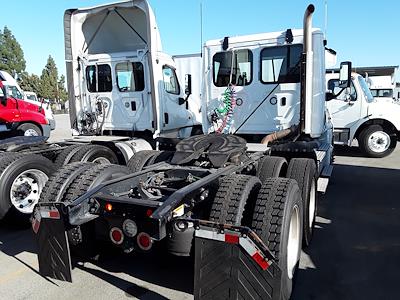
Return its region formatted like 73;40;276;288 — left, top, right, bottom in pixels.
209;156;318;299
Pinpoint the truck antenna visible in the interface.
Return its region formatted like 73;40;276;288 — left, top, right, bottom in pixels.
200;1;203;57
324;0;328;41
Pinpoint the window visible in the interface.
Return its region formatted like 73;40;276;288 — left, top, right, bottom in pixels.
327;79;357;101
213;50;252;87
260;44;303;84
162;66;180;94
26;94;38;101
116;62;145;92
7;85;24;99
357;76;374;102
370;89;393;98
86;64;112;92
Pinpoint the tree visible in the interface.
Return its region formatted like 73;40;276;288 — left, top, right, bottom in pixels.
58;75;68;103
39;55;68;103
0;26;26;77
19;72;41;94
39;55;59;100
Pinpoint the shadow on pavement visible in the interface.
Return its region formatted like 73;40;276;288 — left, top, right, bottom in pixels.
292;164;400;299
333;145;365;157
88;247;194;295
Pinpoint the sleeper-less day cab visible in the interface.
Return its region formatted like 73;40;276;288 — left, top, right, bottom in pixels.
326;72;400;157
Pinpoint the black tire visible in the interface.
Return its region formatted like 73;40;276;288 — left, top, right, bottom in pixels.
53;145;83;169
58;164;130;257
0;153;54;219
127;150;160;172
69;144;119;164
16;123;42;136
256;156;287;183
39;162;94;205
286;158;317;247
209;174;261;225
358;125;397;158
251;178;303;300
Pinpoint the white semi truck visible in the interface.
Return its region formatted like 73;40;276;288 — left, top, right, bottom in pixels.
0;0;201;221
326;71;400;157
33;3;351;300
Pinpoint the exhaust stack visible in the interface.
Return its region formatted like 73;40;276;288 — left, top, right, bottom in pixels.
301;4;315;134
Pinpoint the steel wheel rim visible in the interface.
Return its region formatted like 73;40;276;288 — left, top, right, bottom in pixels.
368;131;390;153
92;157;111;164
24;129;39;136
287;204;301;279
10;169;49;214
309;180;316;229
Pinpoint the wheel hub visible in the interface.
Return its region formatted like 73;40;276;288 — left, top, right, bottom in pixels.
368;131;390;153
309;181;316;229
10;169;48;214
24;129;39;136
287;204;301;279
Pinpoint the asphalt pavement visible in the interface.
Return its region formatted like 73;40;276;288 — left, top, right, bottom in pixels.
0;114;399;299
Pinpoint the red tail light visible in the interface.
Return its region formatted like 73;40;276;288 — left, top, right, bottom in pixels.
137;232;152;251
109;227;124;245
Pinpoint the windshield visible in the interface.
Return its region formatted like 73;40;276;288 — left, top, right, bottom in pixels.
370;89;393;98
357;76;374;102
26;94;38;101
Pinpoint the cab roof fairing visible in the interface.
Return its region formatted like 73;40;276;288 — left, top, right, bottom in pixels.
64;0;162;62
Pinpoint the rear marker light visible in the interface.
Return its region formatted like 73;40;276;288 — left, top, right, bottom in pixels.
105;203;113;212
110;227;124;245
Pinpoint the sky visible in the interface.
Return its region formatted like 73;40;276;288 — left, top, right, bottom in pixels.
0;0;399;81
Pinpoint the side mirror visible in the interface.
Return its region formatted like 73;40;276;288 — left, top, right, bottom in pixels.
178;97;186;105
325;91;335;101
339;61;352;88
185;74;192;96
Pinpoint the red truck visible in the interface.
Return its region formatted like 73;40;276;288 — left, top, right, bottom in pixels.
0;71;50;137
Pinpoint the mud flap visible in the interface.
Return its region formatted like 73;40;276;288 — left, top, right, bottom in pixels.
194;223;281;300
32;203;72;282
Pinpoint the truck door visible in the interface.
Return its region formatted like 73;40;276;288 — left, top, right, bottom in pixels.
113;60;152;131
160;65;193;132
210;45;302;135
326;78;362;129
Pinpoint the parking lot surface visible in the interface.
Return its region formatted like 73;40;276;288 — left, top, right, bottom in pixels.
1;114;399;299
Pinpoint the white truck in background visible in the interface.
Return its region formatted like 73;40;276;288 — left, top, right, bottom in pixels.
326;71;400;157
24;91;56;130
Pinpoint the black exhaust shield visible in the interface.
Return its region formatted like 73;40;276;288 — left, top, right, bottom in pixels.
32;203;72;282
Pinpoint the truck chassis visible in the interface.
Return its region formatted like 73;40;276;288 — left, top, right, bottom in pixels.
33;134;331;299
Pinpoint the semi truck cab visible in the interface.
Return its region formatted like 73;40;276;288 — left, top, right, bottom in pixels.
326;72;400;157
65;1;199;141
0;71;50;137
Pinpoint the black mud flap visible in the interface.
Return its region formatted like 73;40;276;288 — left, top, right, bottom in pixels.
193;223;281;300
32;202;72;282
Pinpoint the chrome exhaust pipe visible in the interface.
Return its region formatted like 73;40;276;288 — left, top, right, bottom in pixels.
303;4;315;54
302;4;315;134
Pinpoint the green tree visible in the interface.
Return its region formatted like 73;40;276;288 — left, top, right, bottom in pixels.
19;72;41;94
39;55;58;100
0;26;26;76
58;75;68;103
39;55;68;104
